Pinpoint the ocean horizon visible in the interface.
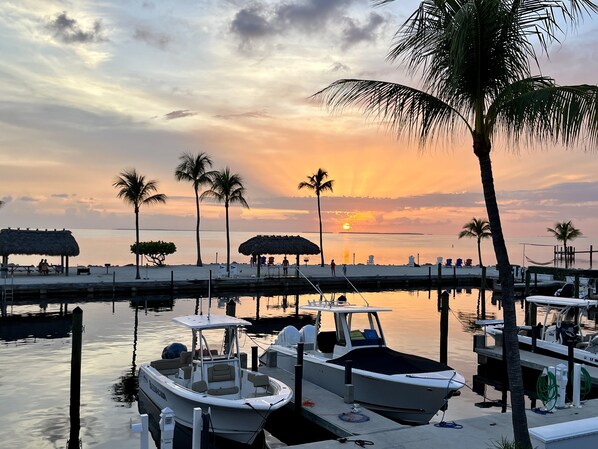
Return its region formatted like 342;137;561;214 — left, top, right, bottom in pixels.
5;228;597;270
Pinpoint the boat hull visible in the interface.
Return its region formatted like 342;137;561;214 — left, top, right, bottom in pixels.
265;346;464;424
138;365;287;445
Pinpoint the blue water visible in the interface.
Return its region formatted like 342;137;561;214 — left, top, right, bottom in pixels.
0;288;536;449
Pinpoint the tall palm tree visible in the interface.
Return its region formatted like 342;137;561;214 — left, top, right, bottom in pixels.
298;168;334;267
175;152;215;266
201;168;249;276
458;218;491;267
315;1;598;446
113;169;167;280
547;221;583;268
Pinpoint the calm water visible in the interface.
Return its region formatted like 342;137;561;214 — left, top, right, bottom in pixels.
0;287;540;449
5;228;598;269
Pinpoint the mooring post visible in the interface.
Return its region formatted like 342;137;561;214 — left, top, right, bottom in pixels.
251;346;258;372
192;407;202;449
170;270;174;293
344;360;354;404
590;245;594;269
294;342;304;412
68;307;83;449
437;263;442;288
440;291;449;365
428;266;432;288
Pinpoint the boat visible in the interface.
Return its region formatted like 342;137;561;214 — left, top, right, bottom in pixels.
480;295;598;368
138;314;293;445
260;296;465;424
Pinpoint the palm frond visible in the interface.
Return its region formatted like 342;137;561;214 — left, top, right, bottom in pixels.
314;79;470;146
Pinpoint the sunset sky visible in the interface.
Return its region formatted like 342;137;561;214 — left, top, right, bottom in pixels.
1;0;598;238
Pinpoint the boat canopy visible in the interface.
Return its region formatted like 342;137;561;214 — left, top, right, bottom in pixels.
301;301;391;314
525;296;598;308
173;315;252;330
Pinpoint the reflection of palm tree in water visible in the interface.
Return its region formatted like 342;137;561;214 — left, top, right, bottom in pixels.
111;303;139;406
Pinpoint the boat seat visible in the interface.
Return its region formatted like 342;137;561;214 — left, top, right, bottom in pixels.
248;372;271;396
207;386;240;396
208;363;236;382
192;380;208;393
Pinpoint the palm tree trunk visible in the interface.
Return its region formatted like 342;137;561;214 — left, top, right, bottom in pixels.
477;238;483;267
135;208;140;280
477;148;531;448
317;194;324;267
195;189;202;266
563;238;568;269
225;202;230;277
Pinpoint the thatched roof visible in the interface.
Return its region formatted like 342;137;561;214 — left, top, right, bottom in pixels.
238;235;320;256
0;228;80;257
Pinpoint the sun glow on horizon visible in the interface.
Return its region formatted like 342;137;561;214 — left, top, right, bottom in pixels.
342;222;351;230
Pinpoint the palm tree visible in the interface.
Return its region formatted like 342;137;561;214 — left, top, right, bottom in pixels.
458;218;491;267
113;169;167;279
547;221;583;268
298;168;334;267
201;168;249;276
175;152;215;266
314;1;598;446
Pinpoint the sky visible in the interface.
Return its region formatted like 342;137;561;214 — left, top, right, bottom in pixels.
1;0;598;238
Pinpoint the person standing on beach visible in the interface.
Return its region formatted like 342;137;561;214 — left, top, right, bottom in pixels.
282;256;289;276
330;259;336;276
342;264;347;276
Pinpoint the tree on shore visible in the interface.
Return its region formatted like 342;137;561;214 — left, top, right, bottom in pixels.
175;152;215;267
458;218;491;267
201;168;249;277
298;168;334;267
113;169;167;280
314;1;598;446
547;221;583;268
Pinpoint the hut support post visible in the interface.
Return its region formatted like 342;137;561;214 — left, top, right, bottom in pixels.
257;254;261;278
295;254;300;278
66;256;70;276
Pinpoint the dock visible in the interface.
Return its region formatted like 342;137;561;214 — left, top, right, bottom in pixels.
257;364;598;449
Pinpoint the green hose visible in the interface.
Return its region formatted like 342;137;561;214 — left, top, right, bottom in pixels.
536;371;558;410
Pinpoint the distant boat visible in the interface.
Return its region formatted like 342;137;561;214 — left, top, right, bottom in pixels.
138;314;293;445
261;297;465;424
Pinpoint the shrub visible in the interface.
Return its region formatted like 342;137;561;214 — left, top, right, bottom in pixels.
130;241;176;266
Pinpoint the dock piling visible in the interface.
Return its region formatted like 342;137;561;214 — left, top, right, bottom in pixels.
68;307;83;449
440;291;449;365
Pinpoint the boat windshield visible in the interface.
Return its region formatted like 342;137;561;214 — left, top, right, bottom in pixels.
345;312;384;346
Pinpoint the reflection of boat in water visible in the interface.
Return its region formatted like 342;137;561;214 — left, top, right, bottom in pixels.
0;312;72;341
138;314;292;445
480;296;598;368
261;298;465;424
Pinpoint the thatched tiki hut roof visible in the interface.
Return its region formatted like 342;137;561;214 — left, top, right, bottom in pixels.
0;228;80;274
238;235;320;278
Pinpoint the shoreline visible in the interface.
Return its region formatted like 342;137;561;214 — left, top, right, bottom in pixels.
1;263;497;301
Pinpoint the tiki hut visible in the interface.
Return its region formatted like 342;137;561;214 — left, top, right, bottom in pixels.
238;235;320;277
0;228;80;275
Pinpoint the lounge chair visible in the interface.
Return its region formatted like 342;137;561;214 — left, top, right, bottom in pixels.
464;258;473;267
455;258;463;268
445;258;453;267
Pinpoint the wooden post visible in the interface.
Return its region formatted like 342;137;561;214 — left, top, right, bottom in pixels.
68;307;83;449
294;342;304;412
251;346;258;372
440;291;449;365
481;266;487;290
574;274;580;298
257;254;261;278
453;266;456;288
437;263;442;288
428;266;432;288
590;245;593;269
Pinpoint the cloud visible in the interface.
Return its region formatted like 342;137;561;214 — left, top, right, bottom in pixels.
214;110;270;120
19;196;38;202
45;11;106;44
341;12;384;50
134;26;172;50
164;110;197;120
229;0;358;50
330;62;351;72
51;193;76;199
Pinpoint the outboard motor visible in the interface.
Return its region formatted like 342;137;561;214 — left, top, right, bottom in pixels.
161;342;187;359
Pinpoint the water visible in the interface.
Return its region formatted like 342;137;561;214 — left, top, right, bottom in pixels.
1;288;538;449
5;228;598;269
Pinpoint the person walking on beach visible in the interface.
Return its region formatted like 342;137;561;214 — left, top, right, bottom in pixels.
330;259;336;276
282;256;289;276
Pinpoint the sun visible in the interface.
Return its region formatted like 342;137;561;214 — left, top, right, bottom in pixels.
342;222;351;231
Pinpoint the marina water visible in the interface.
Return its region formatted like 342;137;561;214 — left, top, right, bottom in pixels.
1;287;578;449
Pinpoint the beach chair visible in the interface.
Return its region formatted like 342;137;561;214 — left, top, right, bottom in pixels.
455;258;463;268
230;264;238;278
464;258;473;267
445;258;453;268
218;264;226;278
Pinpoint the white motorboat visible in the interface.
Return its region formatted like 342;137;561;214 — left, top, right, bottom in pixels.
480;295;598;368
260;297;465;424
138;314;293;445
